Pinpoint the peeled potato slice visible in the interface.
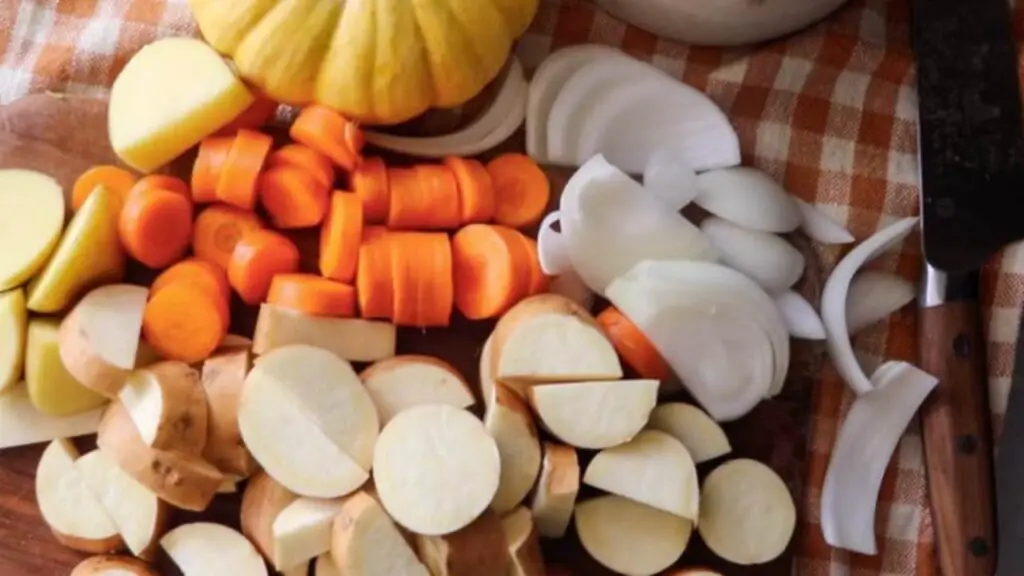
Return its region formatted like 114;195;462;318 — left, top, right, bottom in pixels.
331;491;429;576
273;497;346;571
118;361;207;454
26;317;108;416
373;405;500;535
201;349;258;477
529;442;580;538
528;379;658;449
361;355;475;425
160;522;267;576
240;472;299;564
501;507;545;576
70;555;158;576
0;170;64;291
698;459;795;565
0;288;27;392
575;495;692;576
648;403;731;463
414;510;510;576
485;384;542;514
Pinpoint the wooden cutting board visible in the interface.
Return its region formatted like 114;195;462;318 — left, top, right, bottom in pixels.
0;93;821;576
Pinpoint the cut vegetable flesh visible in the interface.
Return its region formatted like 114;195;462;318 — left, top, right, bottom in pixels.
530;442;580;538
845;271;915;334
414;510;511;576
0;288;27;392
0;384;104;450
70;555;157;576
161;522;268;576
647;403;731;464
0;170;64;291
272;497;345;571
485;385;542;513
528;380;658;449
501;507;544;576
26;317;108;417
575;495;692;576
118;362;206;454
774;291;826;341
361;356;475;424
331;491;429;576
35;439;121;550
699;217;805;293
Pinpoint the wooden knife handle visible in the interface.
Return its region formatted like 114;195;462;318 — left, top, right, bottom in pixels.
920;301;996;576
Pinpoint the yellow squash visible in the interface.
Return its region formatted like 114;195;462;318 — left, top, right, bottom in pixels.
188;0;538;125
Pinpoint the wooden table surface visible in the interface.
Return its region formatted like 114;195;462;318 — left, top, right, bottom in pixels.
0;93;821;576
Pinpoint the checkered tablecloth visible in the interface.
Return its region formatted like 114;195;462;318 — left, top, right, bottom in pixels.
4;0;1024;574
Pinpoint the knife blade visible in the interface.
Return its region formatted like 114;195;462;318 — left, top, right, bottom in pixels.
911;0;1024;574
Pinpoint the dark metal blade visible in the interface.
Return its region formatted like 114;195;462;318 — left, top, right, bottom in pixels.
912;0;1024;274
995;311;1024;575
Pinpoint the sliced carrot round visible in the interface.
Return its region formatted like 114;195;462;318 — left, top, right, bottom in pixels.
596;307;672;381
320;192;364;283
356;231;393;320
352;157;389;224
228;229;300;305
216;129;274;211
215;94;279;135
192;137;234;204
143;283;227;364
119;188;193;269
289;105;364;171
267;274;356;318
267;144;335;190
193;204;264;271
131;174;190;198
487;153;551;228
72;165;137;211
451;224;530;320
444;156;495;224
258;166;330;229
151;258;231;331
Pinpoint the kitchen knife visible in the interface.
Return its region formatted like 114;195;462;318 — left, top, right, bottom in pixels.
996;311;1024;576
912;0;1024;575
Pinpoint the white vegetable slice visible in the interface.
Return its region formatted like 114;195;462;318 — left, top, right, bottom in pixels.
794;198;855;244
253;304;396;363
536;211;571;276
695;167;801;233
273;497;345;571
70;555;158;576
821;217;919;395
485;384;542;514
365;59;525;158
373;405;500;536
161;522;267;576
413;510;511;576
700;217;806;292
501;507;545;576
583;430;699;520
643;147;700;211
820;361;938;555
117;361;207;454
0;383;104;450
0;288;26;392
528;380;658;449
240;471;299;564
575;495;693;576
361;355;475;425
201;349;258;478
698;459;795;565
529;442;580;538
479;336;497;410
647;403;732;463
846;271;915;334
330;491;429;576
315;555;341;576
774;291;826;340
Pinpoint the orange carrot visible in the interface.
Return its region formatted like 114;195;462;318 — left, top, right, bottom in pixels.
362;225;388;242
228;229;300;305
72;165;137;211
215;94;278;135
192;204;265;270
267;274;356;318
143;283;227;364
266;144;335;189
257;166;330;229
352;157;389;224
444;156;495;224
514;233;548;295
320;192;363;282
216;129;274;211
151;258;231;331
192;137;233;203
386;166;460;230
356;231;393;320
389;232;453;327
289;105;364;171
451;224;531;320
130;175;190;199
119;187;193;269
486;153;551;228
596;307;672;381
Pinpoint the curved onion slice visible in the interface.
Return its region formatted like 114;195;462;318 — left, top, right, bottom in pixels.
643;147;700;211
821;218;919;395
559;155;719;293
820;361;938;554
846;271;915;334
795;199;855;245
537;211;570;275
700;217;806;292
364;58;526;158
695;168;801;233
774;291;825;340
526;44;623;160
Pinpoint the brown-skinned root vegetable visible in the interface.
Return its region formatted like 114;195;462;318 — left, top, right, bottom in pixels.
528;379;658;449
330;491;429;576
414;510;511;576
59;284;148;398
96;401;223;512
529;442;580;538
160;522;267;576
241;471;299;564
201;349;259;477
575;495;693;576
485;384;541;514
76;449;169;559
698;459;795;565
117;361;207;455
647;403;731;464
491;294;622;384
273;496;346;571
360;355;475;425
501;507;545;576
70;555;159;576
373;404;500;536
35;439;125;554
253;304;396;362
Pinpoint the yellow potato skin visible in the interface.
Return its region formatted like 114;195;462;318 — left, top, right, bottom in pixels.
26;318;108;417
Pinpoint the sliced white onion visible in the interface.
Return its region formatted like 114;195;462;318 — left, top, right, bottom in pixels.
846;271;915;334
559;155;719;294
364;58;526;158
547;269;595;311
820;218;919;395
695;168;801;233
774;291;825;340
537;210;571;276
699;217;806;293
643;147;700;211
820;361;938;555
794;199;855;245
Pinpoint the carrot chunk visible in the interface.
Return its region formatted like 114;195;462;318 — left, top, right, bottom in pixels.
267;144;335;189
151;258;231;331
596;307;672;381
72;165;137;211
258;166;330;229
386;166;460;230
356;231;393;320
486;153;551;228
451;224;530;320
118;187;193;269
228;229;300;305
143;283;227;363
289;105;364;171
390;232;453;327
444;156;495;224
352;157;390;224
267;273;356;318
216;129;273;211
192;137;233;203
192;204;264;271
215;94;278;135
320;192;363;282
131;174;190;199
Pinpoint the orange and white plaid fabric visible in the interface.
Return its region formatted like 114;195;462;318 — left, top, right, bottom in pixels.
3;0;1024;574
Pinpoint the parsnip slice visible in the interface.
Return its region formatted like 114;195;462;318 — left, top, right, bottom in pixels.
160;522;267;576
528;379;658;449
361;355;475;424
373;404;500;535
0;170;64;291
698;459;795;565
648;402;731;463
26;317;108;416
241;472;299;564
0;383;104;450
70;555;158;576
118;361;207;454
35;439;123;554
492;295;622;383
0;288;27;392
583;430;699;520
76;449;168;559
529;442;580;538
575;495;692;576
485;384;542;513
331;491;429;576
201;349;258;476
414;510;510;576
253;304;396;362
59;284;148;398
501;507;545;576
273;497;345;571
